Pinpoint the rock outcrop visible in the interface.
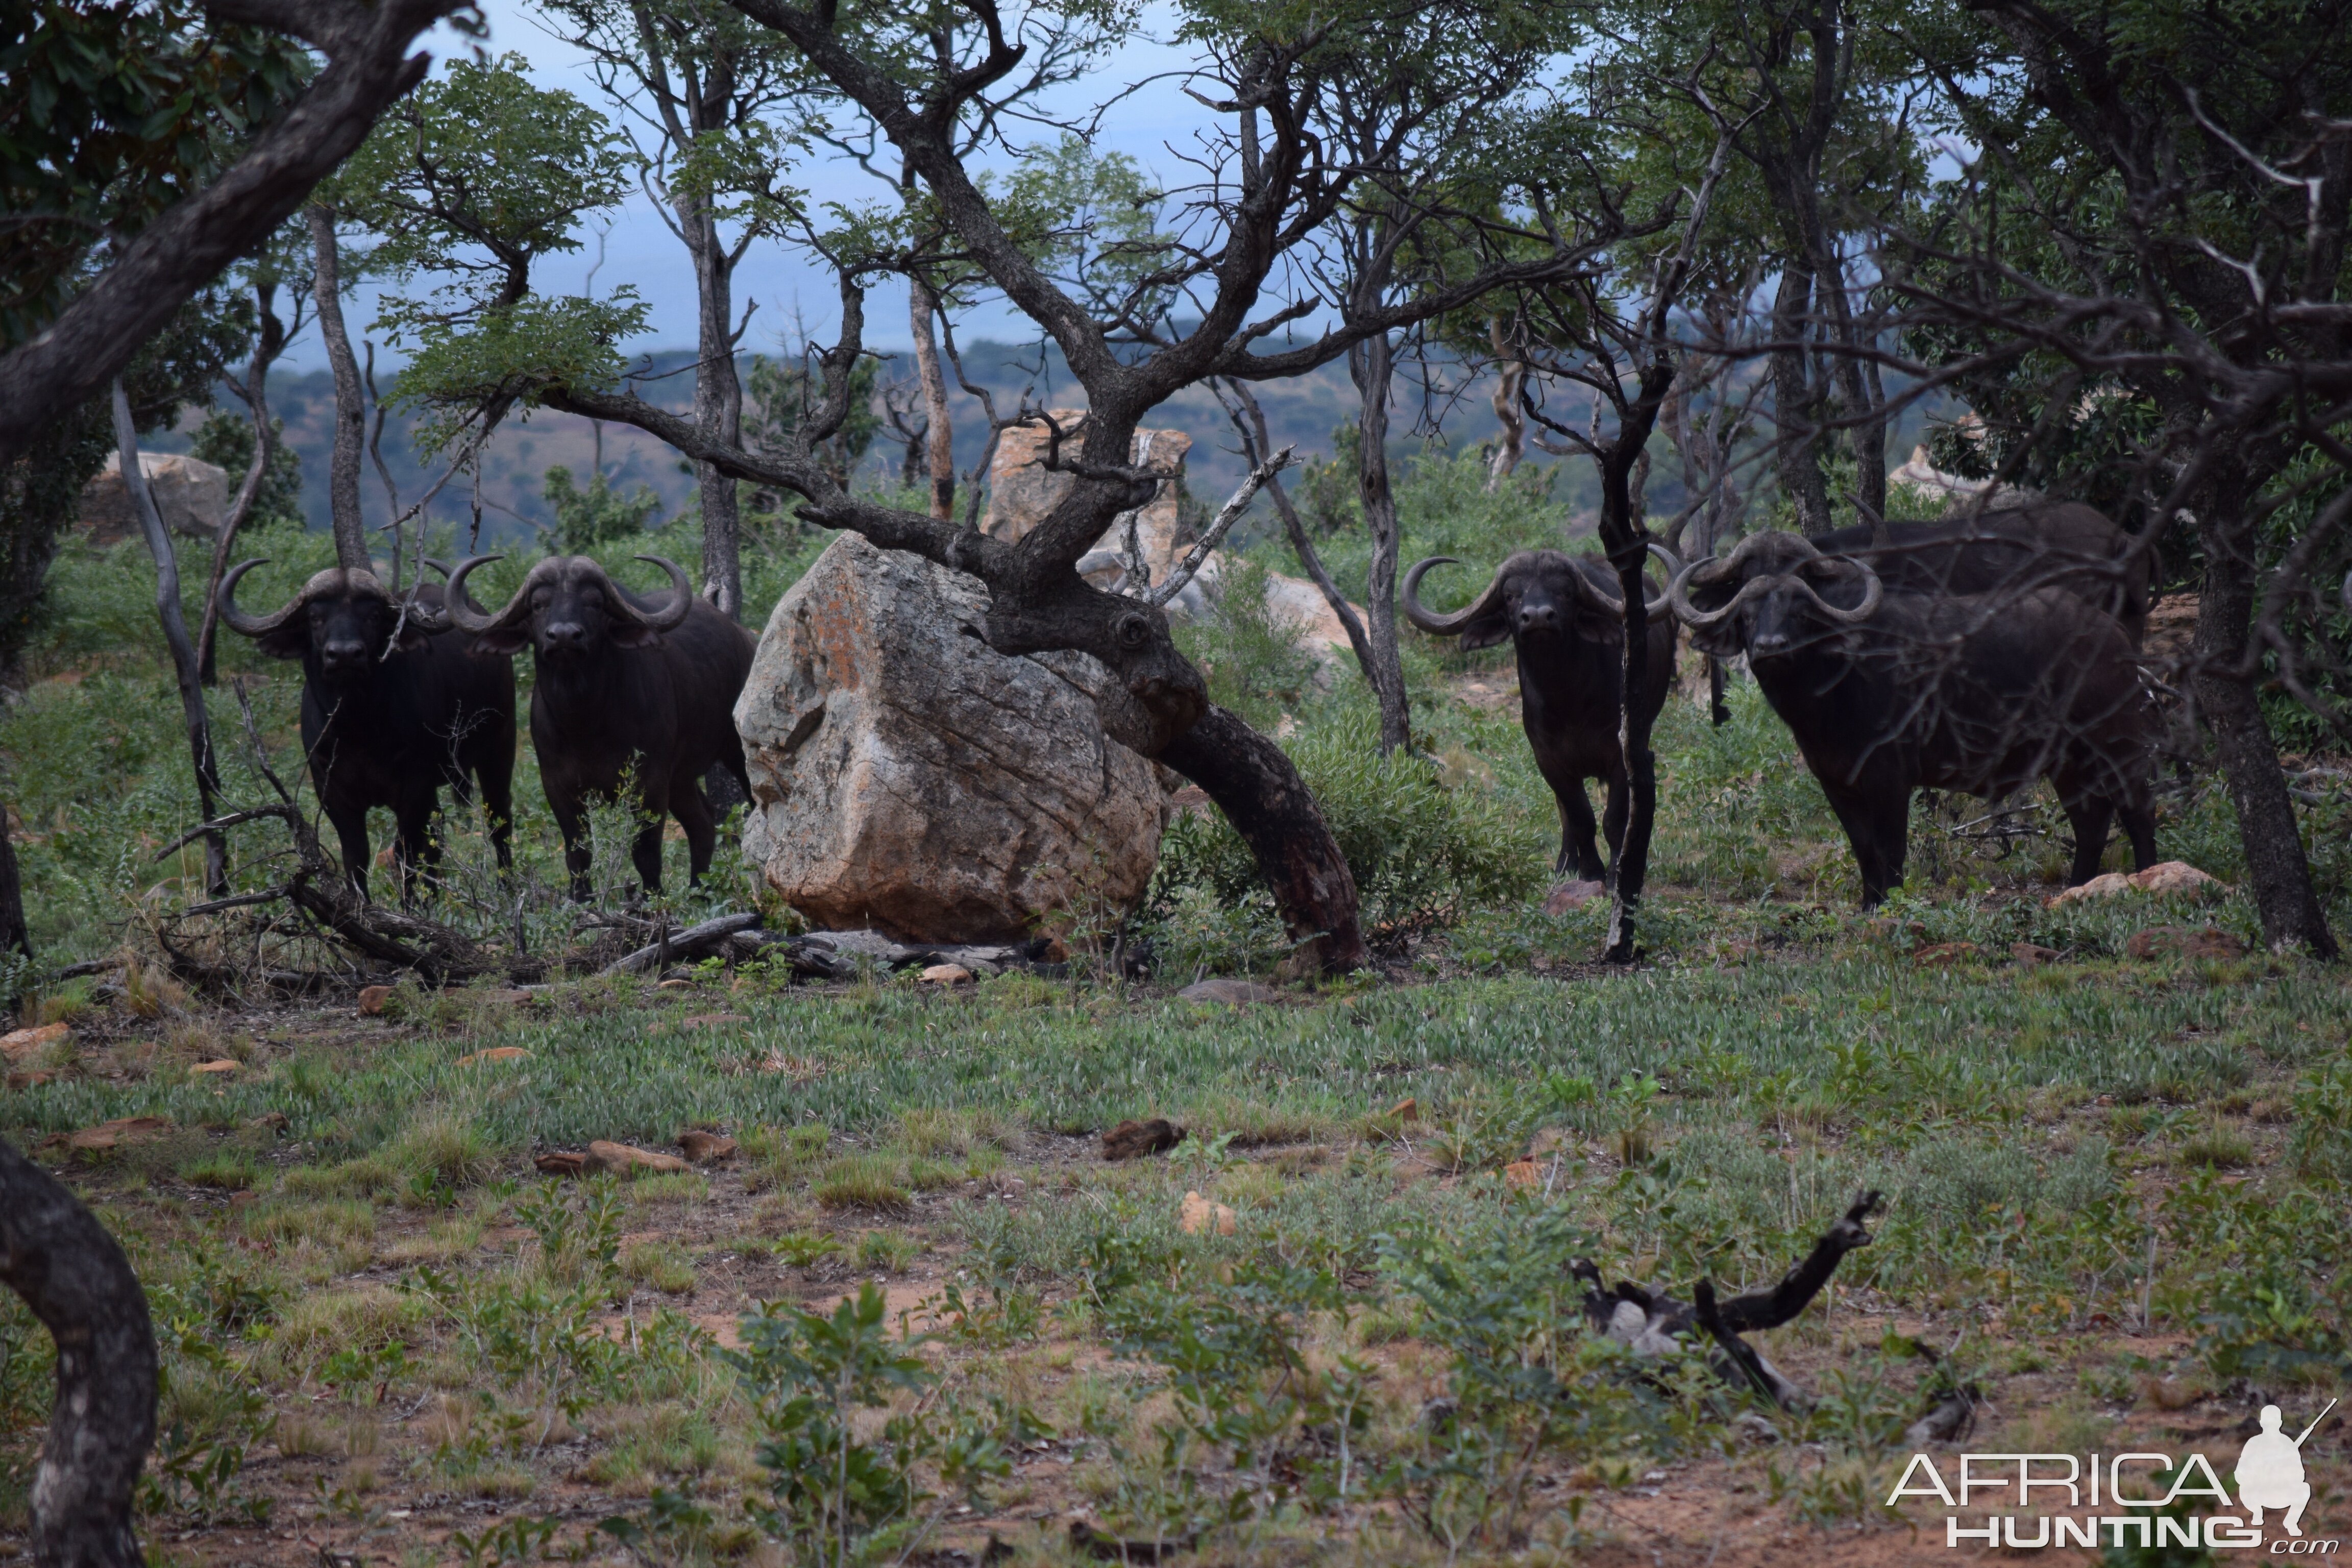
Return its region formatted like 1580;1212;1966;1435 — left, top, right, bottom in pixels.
983;410;1194;584
79;451;228;544
736;533;1169;943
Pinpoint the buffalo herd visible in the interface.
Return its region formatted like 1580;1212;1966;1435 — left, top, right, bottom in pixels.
220;500;2159;915
1410;503;2165;905
219;552;753;903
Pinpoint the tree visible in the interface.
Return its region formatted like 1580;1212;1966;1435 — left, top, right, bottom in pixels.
535;0;811;618
1890;0;2352;955
438;1;1651;971
338;52;642;555
0;0;479;468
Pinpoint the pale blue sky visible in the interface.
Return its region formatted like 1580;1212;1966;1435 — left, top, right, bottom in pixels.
287;1;1208;370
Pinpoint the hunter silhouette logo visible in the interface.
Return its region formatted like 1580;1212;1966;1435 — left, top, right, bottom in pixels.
2238;1400;2335;1537
1888;1396;2341;1550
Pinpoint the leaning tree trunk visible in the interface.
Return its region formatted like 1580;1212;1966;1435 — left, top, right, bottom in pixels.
1350;332;1411;755
0;1137;158;1568
1160;706;1368;973
308;206;369;573
197;316;283;685
2191;509;2337;957
909;278;955;523
113;384;227;897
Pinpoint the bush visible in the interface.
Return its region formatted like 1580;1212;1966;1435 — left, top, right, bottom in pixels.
1150;712;1546;942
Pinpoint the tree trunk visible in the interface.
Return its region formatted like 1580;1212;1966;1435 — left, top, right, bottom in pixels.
0;1137;158;1568
1769;257;1832;537
112;384;227;897
1159;705;1368;973
1485;322;1526;492
2191;512;2337;956
308;205;369;572
1599;367;1676;965
909;278;955;522
687;211;744;620
1350;333;1411;754
0;808;30;960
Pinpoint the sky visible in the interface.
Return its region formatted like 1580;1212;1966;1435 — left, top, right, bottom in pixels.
283;1;1210;371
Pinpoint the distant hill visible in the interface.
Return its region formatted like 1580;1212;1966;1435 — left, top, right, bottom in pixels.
146;341;1536;548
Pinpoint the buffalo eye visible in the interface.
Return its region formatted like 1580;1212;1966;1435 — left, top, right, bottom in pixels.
1114;611;1153;651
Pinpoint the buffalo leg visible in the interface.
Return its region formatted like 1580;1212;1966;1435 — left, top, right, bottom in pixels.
325;800;373;899
478;757;514;873
393;788;440;904
1822;782;1909;905
550;794;594;902
1600;766;1631;870
2059;793;2116;885
673;775;718;885
628;778;669;895
2118;798;2158;870
1557;784;1604;879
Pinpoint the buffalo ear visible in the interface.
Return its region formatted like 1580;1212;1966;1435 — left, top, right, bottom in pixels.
1458;611;1511;652
608;623;659;649
255;626;310;662
470;629;528;657
394;621;433;653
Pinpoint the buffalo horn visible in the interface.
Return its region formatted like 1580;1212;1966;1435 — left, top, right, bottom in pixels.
596;555;695;632
1569;547;1683;622
1402;556;1509;635
1664;533;1784;628
215;558;304;638
1791;555;1885;625
442;554;519;634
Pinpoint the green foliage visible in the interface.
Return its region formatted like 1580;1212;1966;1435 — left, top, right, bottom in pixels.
543;464;662;554
728;1283;939;1567
1153;710;1547;939
0;0;308;344
187;407;302;529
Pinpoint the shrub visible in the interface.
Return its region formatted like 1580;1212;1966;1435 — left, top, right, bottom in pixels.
1150;712;1546;940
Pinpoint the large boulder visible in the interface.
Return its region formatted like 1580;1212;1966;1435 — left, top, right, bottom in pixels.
79;451;228;545
736;533;1170;944
983;409;1194;584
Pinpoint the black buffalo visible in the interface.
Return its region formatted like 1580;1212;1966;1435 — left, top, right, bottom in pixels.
218;562;516;896
1669;531;2158;904
1816;501;2158;646
444;553;754;898
1404;550;1677;880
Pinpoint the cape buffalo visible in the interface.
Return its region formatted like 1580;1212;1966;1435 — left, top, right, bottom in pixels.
1403;550;1677;880
444;554;753;899
1669;531;2158;904
1816;501;2157;646
217;562;516;898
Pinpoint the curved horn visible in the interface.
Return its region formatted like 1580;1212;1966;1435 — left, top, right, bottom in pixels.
595;554;695;632
1792;556;1885;624
1668;562;1778;629
442;555;516;634
216;558;305;638
1402;556;1509;636
422;557;453;578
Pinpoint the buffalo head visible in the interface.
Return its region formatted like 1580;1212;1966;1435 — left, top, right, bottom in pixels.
1667;532;1883;659
1402;549;1677;648
217;561;444;681
442;554;693;664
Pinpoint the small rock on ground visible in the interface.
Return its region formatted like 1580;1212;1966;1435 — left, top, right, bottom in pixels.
583;1140;690;1176
2010;942;2064;965
1102;1117;1186;1161
1179;1190;1236;1237
678;1131;739;1164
